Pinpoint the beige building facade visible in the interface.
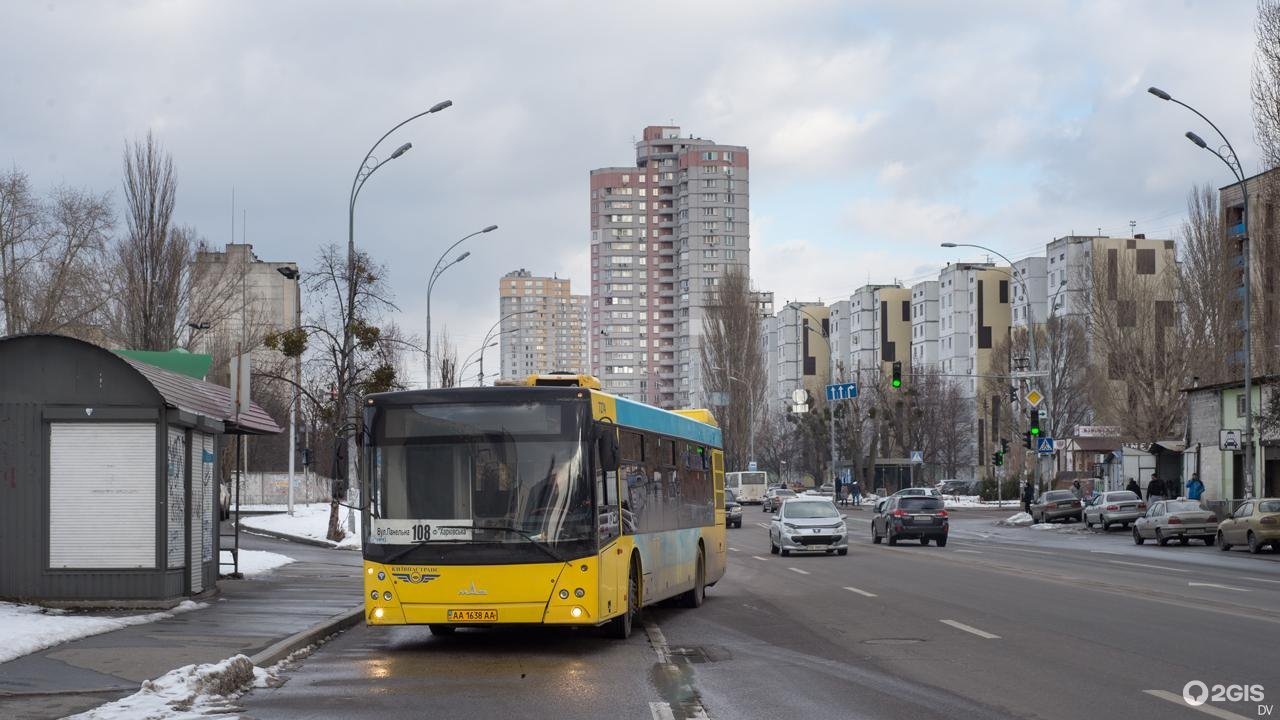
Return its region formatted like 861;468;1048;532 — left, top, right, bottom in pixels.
499;269;588;381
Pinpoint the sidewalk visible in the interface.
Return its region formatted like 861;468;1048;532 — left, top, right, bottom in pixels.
0;531;363;719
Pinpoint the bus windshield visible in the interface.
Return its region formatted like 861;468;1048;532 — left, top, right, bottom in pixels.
365;401;594;564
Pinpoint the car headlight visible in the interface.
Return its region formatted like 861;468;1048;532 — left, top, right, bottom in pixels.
783;523;799;531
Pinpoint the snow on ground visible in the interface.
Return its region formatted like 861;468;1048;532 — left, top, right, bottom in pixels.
218;549;295;577
945;495;1020;509
997;512;1035;527
65;654;276;720
240;503;362;548
0;600;205;665
1029;521;1092;533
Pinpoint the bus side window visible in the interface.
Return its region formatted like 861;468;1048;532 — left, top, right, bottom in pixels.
594;430;620;544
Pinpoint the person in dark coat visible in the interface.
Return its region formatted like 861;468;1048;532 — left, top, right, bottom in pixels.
1147;474;1166;501
1126;478;1141;495
1022;481;1035;514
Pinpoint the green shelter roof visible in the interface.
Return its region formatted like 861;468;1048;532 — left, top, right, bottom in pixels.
112;348;213;380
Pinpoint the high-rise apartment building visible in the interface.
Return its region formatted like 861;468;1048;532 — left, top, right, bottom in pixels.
1011;256;1048;327
589;125;749;408
498;270;588;381
909;280;940;371
848;284;910;383
769;302;830;415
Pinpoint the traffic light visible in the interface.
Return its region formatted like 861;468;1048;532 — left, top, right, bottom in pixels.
1029;410;1041;437
992;451;1004;467
1001;438;1010;455
1023;431;1034;449
891;361;902;389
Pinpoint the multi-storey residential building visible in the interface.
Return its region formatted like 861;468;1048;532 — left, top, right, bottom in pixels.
589;125;749;408
848;284;894;379
937;262;1012;478
1011;256;1048;328
827;300;851;379
189;243;299;371
771;302;830;414
909;280;940;371
1220;173;1280;378
498;270;589;381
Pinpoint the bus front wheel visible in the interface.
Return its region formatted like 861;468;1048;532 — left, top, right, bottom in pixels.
607;563;639;639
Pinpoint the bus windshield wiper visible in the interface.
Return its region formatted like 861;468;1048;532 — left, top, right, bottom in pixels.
377;525;564;565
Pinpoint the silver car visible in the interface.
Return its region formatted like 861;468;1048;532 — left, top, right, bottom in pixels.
1083;491;1146;531
769;499;849;556
1132;500;1219;546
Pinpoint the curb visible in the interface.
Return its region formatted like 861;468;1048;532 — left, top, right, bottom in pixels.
239;525;359;550
250;605;364;667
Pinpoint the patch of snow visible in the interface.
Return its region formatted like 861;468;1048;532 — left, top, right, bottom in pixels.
1029;522;1092;533
997;512;1034;527
0;600;205;665
240;503;362;549
218;549;295;577
65;654;277;720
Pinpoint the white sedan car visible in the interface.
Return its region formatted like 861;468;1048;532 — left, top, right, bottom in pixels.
769;498;849;557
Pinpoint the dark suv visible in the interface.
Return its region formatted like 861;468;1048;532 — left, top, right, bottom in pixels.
872;496;949;546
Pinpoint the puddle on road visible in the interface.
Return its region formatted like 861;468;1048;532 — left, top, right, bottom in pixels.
650;645;727;719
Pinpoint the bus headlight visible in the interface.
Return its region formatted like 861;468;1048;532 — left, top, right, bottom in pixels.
373;607;384;619
559;589;570;600
574;588;585;598
570;606;584;618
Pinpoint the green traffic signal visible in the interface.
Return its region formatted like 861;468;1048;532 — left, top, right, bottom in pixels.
1030;426;1040;435
891;378;901;388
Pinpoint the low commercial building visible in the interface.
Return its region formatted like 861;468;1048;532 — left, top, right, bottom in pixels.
0;334;280;604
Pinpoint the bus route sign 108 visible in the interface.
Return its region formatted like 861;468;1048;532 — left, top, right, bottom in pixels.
370;519;474;544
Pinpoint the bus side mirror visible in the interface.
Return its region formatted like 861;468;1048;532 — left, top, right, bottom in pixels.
597;428;619;469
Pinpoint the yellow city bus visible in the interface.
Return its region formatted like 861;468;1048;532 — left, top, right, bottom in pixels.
360;373;726;638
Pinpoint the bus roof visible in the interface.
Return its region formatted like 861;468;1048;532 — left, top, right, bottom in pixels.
600;392;722;449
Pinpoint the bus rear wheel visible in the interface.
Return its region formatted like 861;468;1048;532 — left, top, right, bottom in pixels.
678;548;705;608
607;564;639;639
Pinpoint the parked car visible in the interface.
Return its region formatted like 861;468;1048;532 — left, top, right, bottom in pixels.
1083;490;1145;531
1132;500;1218;546
871;495;949;546
937;479;978;496
769;498;848;556
1217;498;1280;554
1030;490;1083;523
874;487;940;514
762;487;797;512
725;489;743;529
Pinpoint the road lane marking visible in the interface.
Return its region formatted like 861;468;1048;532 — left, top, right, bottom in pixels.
752;555;769;561
939;619;1000;639
988;547;1055;556
1143;690;1253;719
1106;560;1189;573
953;549;983;554
788;567;810;575
1188;582;1251;592
728;547;740;552
844;586;877;597
1245;576;1280;584
755;522;770;529
644;622;670;664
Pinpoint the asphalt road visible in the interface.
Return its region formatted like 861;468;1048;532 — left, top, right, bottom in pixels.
234;507;1280;720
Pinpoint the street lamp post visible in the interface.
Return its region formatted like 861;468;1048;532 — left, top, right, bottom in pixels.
425;224;498;388
344;99;451;533
1148;86;1255;500
473;309;539;386
276;265;302;515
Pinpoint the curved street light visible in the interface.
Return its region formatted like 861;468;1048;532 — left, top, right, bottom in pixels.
425;225;497;388
340;100;452;525
470;309;539;386
1148;85;1255;498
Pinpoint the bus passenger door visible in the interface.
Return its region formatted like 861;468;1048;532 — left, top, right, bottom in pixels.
595;425;622;619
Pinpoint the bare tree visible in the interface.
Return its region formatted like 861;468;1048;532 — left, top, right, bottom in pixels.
108;131;190;350
264;243;414;540
0;168;115;339
434;323;459;388
1177;183;1240;384
700;267;765;471
1250;0;1280;376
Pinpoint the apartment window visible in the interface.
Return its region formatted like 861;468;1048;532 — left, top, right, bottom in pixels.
702;208;717;216
723;151;734;162
702;249;718;258
725;249;736;259
724;208;734;218
702;151;718;160
703;179;716;188
1136;248;1156;275
702;193;717;202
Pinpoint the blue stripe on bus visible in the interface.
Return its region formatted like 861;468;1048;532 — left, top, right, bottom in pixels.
613;396;723;448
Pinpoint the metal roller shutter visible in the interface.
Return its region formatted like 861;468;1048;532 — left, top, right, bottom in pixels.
49;423;157;569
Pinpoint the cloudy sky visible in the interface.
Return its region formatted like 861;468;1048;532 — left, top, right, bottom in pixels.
1;0;1260;384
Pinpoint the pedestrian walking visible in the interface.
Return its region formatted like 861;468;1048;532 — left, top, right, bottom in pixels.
1147;474;1166;502
851;480;861;507
1126;477;1140;496
1022;481;1035;514
1187;473;1205;501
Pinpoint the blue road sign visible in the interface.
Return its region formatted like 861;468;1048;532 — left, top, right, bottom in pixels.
825;382;859;401
1036;437;1055;455
747;461;758;472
